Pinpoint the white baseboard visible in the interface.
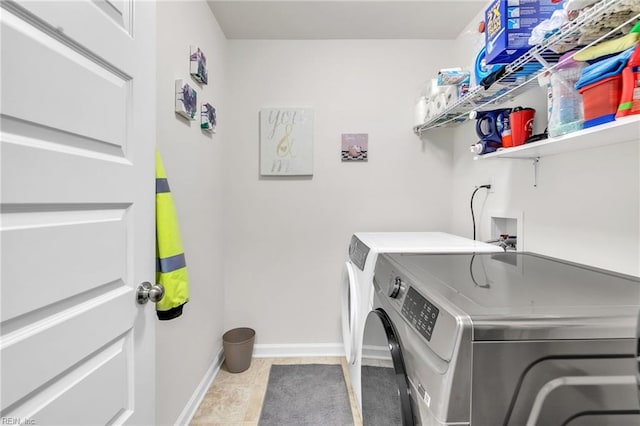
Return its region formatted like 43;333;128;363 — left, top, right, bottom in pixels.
362;344;390;360
253;343;345;358
174;347;225;426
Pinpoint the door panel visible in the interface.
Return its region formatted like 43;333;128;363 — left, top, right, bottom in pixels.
10;0;134;69
102;0;127;22
2;208;127;321
7;336;130;424
2;10;129;148
2;289;133;410
1;141;132;204
0;0;155;424
27;345;129;425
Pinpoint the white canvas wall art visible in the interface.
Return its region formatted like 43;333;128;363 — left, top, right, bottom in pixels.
259;108;313;176
175;79;197;120
190;45;208;84
201;103;216;132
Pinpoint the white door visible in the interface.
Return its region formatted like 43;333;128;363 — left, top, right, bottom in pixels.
1;1;156;424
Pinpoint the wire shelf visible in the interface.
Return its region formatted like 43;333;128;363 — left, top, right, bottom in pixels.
414;0;640;136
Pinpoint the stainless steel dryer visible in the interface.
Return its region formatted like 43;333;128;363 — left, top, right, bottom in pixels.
361;252;640;426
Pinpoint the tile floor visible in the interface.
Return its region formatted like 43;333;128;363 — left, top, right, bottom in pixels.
190;357;363;426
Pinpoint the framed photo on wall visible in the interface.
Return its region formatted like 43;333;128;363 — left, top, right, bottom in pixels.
190;45;208;85
201;103;216;132
341;133;368;161
259;108;313;176
175;79;197;120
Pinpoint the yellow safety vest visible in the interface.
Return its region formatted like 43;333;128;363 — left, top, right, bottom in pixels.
156;151;189;320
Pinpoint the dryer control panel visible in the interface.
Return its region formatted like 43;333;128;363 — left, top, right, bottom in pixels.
374;254;463;362
349;236;370;271
402;286;439;342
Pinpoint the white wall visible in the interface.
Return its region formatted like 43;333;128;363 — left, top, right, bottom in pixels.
156;2;226;424
449;17;640;276
223;40;455;345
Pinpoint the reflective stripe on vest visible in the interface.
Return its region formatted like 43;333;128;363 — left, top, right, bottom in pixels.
156;178;170;194
156;253;186;273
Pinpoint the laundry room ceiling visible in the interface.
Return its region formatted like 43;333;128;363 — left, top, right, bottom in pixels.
207;0;487;40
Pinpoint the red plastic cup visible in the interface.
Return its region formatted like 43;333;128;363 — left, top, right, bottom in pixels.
510;108;535;146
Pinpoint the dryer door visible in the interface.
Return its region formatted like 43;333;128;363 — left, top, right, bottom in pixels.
361;308;414;426
342;261;359;364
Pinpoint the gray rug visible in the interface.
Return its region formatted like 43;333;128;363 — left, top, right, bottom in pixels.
361;365;402;426
258;364;354;426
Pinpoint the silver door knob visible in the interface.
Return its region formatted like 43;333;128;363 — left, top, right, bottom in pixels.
137;282;165;304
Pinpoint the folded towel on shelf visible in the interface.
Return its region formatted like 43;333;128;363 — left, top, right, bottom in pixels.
575;46;636;90
574;22;640;62
577;2;640;45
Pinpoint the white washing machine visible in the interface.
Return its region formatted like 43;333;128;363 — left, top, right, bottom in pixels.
341;232;502;413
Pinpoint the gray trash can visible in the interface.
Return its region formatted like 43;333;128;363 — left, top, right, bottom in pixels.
223;327;255;373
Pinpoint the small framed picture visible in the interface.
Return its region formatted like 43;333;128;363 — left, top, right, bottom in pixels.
175;79;197;120
201;103;217;132
190;46;208;85
341;133;368;161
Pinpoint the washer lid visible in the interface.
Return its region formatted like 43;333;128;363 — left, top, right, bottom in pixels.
383;252;640;341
